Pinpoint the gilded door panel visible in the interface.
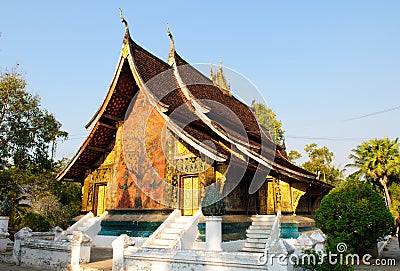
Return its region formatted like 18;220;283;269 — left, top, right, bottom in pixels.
183;177;193;216
258;181;268;214
267;182;275;214
193;177;199;214
182;176;199;216
280;181;293;212
94;184;107;216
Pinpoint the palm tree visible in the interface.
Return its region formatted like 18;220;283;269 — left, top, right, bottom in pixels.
347;137;400;208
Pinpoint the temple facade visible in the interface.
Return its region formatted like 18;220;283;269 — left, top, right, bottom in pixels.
56;17;332;222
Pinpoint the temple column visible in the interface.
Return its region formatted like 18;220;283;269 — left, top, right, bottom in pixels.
205;216;222;252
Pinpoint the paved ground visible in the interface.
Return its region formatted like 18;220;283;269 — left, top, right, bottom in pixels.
0;262;43;271
80;248;113;270
355;237;400;271
0;247;113;271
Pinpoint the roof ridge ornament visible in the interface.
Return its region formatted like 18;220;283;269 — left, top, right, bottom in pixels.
166;23;175;66
119;8;131;44
210;58;231;96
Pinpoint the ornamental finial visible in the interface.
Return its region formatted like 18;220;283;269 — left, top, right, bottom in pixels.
119;8;130;43
119;8;128;28
167;23;175;65
167;23;173;39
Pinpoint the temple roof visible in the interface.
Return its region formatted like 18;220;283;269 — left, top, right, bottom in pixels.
56;17;332;190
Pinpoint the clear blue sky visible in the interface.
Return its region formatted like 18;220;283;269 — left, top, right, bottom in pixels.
1;1;399;171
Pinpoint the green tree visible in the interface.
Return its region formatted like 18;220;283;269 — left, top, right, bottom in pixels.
347;137;400;208
0;67;67;170
252;102;285;145
315;180;394;254
0;67;78;229
302;143;344;185
389;181;400;217
288;150;302;164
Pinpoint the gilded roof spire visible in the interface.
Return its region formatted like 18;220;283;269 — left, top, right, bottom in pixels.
167;23;175;66
210;60;213;78
119;8;131;44
211;58;231;96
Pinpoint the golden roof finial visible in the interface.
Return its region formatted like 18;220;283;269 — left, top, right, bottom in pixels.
167;23;172;39
119;8;129;29
119;8;130;43
167;23;175;65
211;57;231;96
210;60;213;78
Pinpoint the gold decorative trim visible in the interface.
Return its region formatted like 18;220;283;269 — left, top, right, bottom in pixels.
122;43;129;58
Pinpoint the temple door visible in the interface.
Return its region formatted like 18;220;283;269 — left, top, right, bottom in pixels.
258;181;268;214
93;183;107;216
181;176;199;216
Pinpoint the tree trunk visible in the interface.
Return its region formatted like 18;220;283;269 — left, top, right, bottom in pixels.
381;176;392;208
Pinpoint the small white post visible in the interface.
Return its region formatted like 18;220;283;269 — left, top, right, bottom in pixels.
52;226;64;241
70;232;82;271
205;216;222;252
112;234;134;271
0;216;9;232
70;231;92;271
13;227;32;265
0;229;9;252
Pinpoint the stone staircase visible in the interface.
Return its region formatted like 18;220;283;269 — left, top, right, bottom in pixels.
67;211;108;239
141;209;201;250
242;214;276;253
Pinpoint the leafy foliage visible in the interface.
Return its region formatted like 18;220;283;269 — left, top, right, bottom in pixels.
0;67;67;170
302;143;344;185
0;163;81;229
13;210;52;232
388;181;400;217
252;102;285;145
288;150;302;164
347;137;400;208
0;168;23;205
0;197;12;216
315;181;394;254
0;67;80;230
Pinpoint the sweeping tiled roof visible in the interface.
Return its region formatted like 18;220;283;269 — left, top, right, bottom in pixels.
57;21;332;190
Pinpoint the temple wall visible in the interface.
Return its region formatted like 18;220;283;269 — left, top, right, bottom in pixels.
257;177;311;215
81;90;168;214
114;90;166;210
81;147;115;213
163;134;215;211
80;88;322;216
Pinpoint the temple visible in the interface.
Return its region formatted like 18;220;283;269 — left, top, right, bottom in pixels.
56;14;332;239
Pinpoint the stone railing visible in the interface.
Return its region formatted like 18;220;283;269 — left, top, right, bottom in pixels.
174;209;202;250
264;211;281;251
257;211;284;268
13;227;92;271
141;209;180;248
67;211;108;239
112;234;135;271
67;212;94;232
